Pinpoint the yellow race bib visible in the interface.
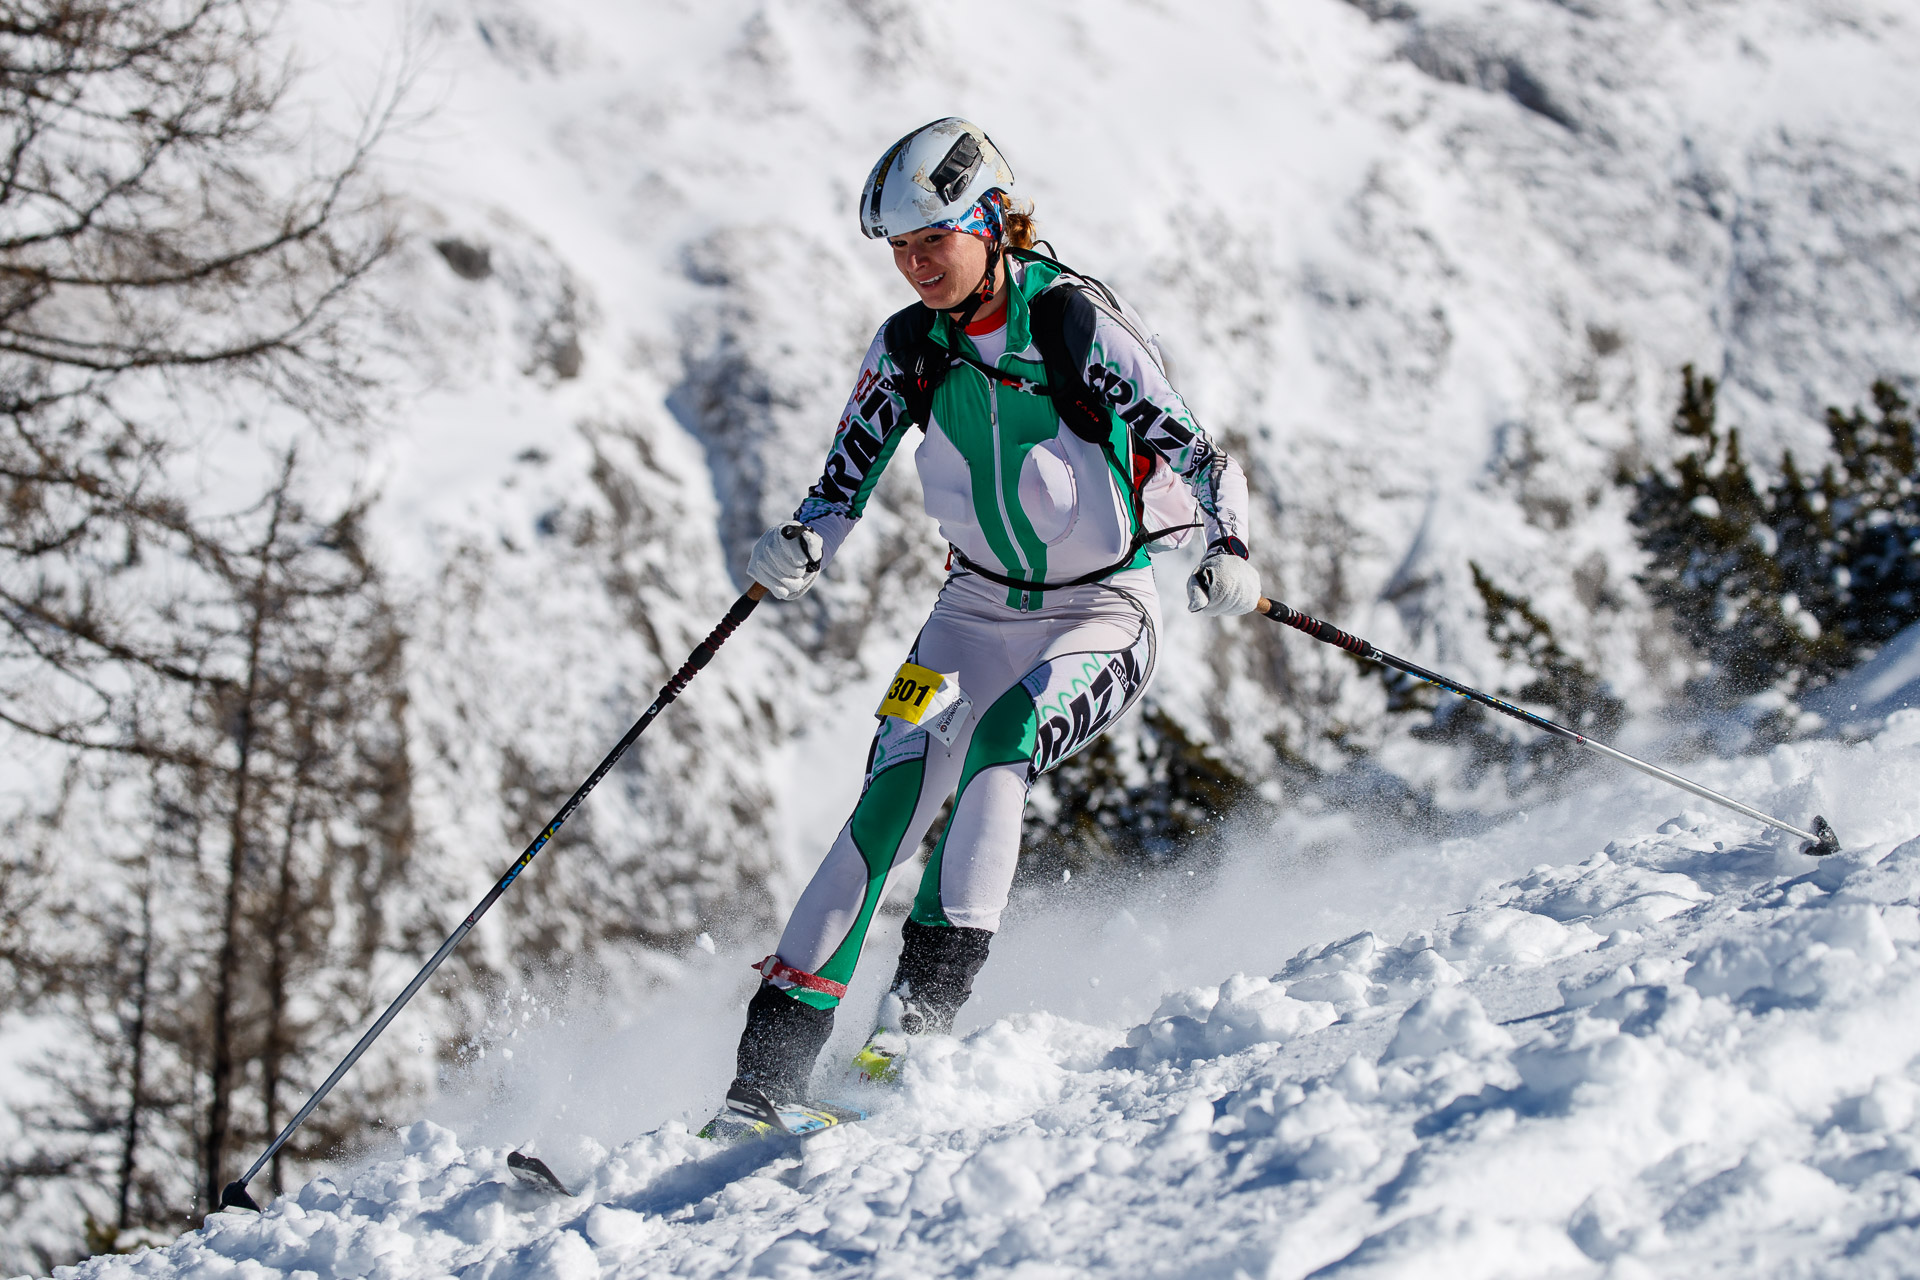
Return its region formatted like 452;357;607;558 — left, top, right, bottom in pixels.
877;661;972;745
877;662;949;723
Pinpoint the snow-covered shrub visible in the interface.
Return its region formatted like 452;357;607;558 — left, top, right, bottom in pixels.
1625;366;1920;708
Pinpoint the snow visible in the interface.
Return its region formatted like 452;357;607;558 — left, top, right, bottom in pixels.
46;714;1920;1279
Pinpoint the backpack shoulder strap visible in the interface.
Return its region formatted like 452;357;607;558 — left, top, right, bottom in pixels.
1025;277;1111;447
882;302;945;431
1026;261;1200;550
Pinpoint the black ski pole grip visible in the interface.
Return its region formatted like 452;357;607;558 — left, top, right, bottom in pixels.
1259;597;1375;658
664;587;764;698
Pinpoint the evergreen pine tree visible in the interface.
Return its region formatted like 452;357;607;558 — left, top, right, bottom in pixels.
1812;382;1920;654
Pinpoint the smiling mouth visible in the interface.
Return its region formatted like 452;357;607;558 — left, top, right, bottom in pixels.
916;272;946;289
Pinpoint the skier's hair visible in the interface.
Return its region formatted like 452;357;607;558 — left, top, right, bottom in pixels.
1003;195;1037;251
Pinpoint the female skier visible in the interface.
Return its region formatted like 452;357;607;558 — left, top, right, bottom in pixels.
708;119;1260;1138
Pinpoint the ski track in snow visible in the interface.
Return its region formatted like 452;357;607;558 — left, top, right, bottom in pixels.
52;714;1920;1279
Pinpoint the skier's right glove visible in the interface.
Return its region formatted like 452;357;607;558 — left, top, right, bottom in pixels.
748;521;825;600
1186;539;1261;617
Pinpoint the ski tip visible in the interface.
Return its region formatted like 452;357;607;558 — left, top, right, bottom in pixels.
507;1150;573;1197
1801;814;1841;857
218;1180;261;1213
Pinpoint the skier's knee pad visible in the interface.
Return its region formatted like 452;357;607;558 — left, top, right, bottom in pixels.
735;982;836;1097
887;919;993;1035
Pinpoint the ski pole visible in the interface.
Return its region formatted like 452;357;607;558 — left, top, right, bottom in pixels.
219;583;770;1213
1252;596;1841;857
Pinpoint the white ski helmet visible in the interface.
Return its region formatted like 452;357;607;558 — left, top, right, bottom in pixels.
859;118;1015;240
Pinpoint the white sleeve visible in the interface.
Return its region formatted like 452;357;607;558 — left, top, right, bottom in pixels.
1078;295;1252;551
791;330;915;568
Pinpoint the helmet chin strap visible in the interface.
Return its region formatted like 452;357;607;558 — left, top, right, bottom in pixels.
943;237;1004;330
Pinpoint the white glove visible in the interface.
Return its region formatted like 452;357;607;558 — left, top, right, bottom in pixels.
748;522;825;600
1186;547;1261;617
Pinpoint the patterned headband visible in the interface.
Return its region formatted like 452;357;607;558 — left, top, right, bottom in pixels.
929;188;1005;242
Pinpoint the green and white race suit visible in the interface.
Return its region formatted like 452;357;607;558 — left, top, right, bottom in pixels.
794;255;1250;608
761;257;1253;1013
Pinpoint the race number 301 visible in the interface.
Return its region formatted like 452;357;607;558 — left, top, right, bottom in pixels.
876;661;970;745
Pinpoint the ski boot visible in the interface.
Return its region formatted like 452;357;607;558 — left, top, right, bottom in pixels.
703;981;863;1142
853;919;992;1084
852;993;914;1085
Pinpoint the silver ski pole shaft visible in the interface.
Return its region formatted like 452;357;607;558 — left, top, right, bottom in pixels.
1252;595;1840;856
218;585;769;1213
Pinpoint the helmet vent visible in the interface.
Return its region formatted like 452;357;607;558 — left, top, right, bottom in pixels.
926;133;983;203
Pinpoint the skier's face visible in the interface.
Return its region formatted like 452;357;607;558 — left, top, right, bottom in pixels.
889;227;989;311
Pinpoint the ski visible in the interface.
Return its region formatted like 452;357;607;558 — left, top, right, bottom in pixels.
507;1150;572;1196
699;1083;867;1144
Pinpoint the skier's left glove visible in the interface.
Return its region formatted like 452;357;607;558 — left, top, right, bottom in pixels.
1186;538;1260;617
748;521;825;600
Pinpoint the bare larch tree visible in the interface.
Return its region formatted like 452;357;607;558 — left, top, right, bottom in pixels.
0;1;414;1267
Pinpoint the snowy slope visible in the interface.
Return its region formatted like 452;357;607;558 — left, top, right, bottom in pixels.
54;713;1920;1278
